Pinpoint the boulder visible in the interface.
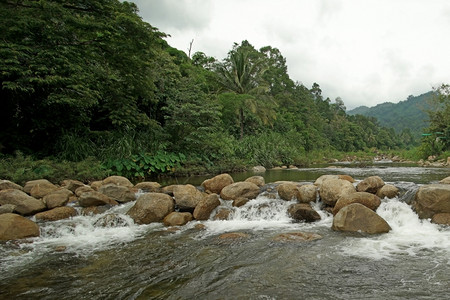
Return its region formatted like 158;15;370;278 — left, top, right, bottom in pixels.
102;176;133;188
356;176;385;194
193;194;221;220
163;212;193;226
173;184;204;211
232;197;250;207
30;181;59;199
245;176;265;187
431;213;450;225
440;176;450;184
78;191;117;207
134;181;161;192
74;185;94;196
220;182;260;201
0;204;16;214
89;180;103;190
0;213;40;240
339;175;355;183
23;179;53;194
288;203;321;222
297;184;318;203
252;166;266;173
60;179;85;193
314;175;339;187
277;182;299;201
412;184;450;219
332;203;391;234
127;193;174;224
0;180;23;191
44;188;73;209
376;184;399;199
272;232;322;242
332;192;381;215
35;207;77;221
213;208;232;220
201;173;234;194
0;189;46;215
319;178;356;206
161;184;183;196
98;184;135;203
81;205;112;216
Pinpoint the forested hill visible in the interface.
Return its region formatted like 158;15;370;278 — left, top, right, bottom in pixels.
347;92;434;138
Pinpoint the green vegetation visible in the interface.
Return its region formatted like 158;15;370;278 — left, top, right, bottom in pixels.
1;1;448;183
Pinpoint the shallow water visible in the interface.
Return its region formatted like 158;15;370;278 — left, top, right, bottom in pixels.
1;164;449;299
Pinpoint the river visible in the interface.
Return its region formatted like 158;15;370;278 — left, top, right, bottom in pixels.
1;163;449;299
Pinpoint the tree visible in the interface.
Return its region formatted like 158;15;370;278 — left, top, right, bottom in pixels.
423;84;450;152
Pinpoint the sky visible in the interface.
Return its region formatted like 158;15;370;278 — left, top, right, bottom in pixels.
130;0;450;109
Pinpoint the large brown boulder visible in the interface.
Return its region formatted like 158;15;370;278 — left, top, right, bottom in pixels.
102;176;133;188
440;176;450;184
44;188;74;209
356;176;385;194
0;204;16;214
134;181;161;192
163;212;193;226
98;184;135;203
0;189;46;215
332;203;391;234
319;178;356;206
431;213;450;225
277;182;299;201
193;194;220;220
35;206;77;221
288;203;321;222
75;185;94;197
245;176;265;187
0;180;23;191
376;184;399;199
314;175;339;187
30;181;59;199
127;193;174;224
173;184;204;211
78;191;117;207
60;179;85;193
297;184;318;203
412;184;450;219
23;179;53;194
0;213;40;240
220;182;260;201
332;192;381;215
201;173;234;194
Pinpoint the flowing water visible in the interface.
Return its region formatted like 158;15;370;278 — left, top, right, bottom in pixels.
1;164;449;299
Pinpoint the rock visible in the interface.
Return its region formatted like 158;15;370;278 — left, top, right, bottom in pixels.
297;184;318;203
245;176;265;187
218;232;250;240
431;213;450;225
0;189;46;215
252;166;266;173
161;184;183;196
89;180;103;190
163;212;193;226
314;175;339;187
74;185;94;196
213;208;232;220
102;176;133;188
412;184;450;219
30;181;59;199
356;176;385;194
0;213;40;240
319;178;356;206
232;197;250;207
272;232;322;242
173;184;204;212
134;181;161;192
0;180;23;191
81;205;112;216
23;179;53;194
201;173;234;194
35;207;77;221
440;176;450;184
332;203;391;234
339;175;355;183
44;188;73;209
78;191;117;207
332;192;381;215
98;184;135;203
376;184;399;199
127;193;174;224
277;182;299;201
288;203;321;222
0;204;16;214
60;179;85;193
193;194;221;220
220;182;260;201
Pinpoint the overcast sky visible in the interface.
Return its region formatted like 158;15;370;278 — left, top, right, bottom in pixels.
131;0;450;109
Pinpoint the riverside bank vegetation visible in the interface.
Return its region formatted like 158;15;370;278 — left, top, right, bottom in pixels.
1;0;449;184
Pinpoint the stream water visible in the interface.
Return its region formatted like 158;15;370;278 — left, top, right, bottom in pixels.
1;163;449;299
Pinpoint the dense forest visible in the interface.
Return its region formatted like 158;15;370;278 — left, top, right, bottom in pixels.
1;1;449;179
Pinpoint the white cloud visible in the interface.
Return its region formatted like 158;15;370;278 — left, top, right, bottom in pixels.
131;0;450;109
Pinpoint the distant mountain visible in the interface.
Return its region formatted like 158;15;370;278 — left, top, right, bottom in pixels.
347;91;434;138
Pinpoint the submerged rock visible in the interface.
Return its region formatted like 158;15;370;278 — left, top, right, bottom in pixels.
0;213;40;240
218;232;250;240
332;203;391;234
127;192;174;224
272;232;322;242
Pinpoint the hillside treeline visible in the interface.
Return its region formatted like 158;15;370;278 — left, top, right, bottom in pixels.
0;1;420;173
